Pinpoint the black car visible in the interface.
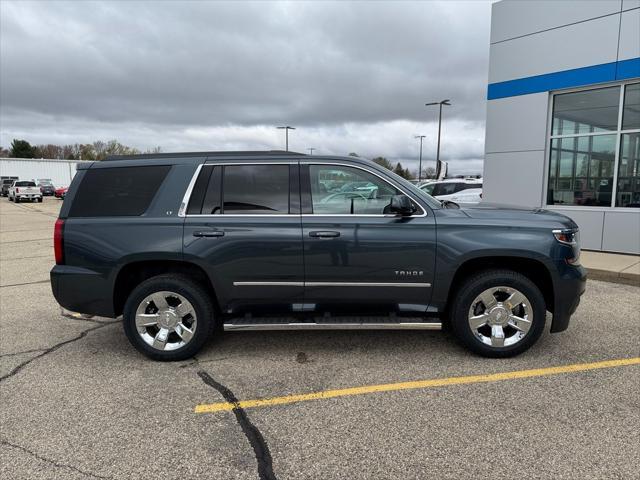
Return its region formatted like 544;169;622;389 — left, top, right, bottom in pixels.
50;151;586;361
1;178;16;197
36;178;55;196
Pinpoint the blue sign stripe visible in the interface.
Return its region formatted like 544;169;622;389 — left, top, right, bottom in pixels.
487;57;640;100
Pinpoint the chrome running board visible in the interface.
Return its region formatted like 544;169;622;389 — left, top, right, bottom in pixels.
223;321;442;331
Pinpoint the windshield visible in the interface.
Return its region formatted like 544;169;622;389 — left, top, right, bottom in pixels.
37;179;53;185
15;181;36;187
2;179;14;185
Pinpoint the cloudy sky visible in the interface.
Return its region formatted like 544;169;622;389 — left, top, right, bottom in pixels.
0;0;492;174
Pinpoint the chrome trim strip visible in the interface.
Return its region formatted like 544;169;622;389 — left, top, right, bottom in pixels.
178;163;204;217
224;322;442;331
306;282;431;288
179;160;429;218
233;281;431;288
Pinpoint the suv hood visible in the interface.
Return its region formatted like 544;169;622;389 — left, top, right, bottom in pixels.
459;203;578;229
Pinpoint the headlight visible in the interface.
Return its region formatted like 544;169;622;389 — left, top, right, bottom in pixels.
553;229;580;265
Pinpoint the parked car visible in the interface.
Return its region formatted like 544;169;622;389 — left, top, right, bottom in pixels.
54;186;68;199
9;180;43;203
50;152;585;361
420;178;483;204
35;178;56;196
1;178;17;197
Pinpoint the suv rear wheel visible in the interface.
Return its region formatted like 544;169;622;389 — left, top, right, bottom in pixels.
123;274;216;361
450;269;546;358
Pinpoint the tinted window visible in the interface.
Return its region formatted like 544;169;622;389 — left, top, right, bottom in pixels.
431;183;457;196
15;181;36;187
187;165;214;215
309;165;399;214
223;165;289;214
202;166;222;214
69;166;170;217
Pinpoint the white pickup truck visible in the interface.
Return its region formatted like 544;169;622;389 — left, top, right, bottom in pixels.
9;180;43;203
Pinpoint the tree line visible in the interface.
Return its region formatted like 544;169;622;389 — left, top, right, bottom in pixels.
1;139;161;161
349;153;436;181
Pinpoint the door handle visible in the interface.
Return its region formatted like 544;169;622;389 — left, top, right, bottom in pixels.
193;230;225;238
309;231;340;238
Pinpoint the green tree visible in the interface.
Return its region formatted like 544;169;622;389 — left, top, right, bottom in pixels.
10;139;36;158
393;162;412;180
372;156;393;170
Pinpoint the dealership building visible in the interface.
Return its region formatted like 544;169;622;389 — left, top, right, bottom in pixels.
0;158;88;187
483;0;639;254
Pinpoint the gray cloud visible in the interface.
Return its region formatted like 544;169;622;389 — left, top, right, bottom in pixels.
0;0;491;173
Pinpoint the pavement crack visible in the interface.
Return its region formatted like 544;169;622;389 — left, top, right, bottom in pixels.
197;370;277;480
0;323;110;382
0;348;46;358
0;279;50;288
0;439;114;480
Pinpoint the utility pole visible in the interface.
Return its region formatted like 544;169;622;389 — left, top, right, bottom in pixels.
425;99;451;179
276;126;295;151
414;135;426;181
307;148;315;155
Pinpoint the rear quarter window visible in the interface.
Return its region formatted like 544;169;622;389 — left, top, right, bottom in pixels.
68;165;170;217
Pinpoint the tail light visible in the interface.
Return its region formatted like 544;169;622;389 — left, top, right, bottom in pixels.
40;187;44;193
15;188;19;193
54;219;65;264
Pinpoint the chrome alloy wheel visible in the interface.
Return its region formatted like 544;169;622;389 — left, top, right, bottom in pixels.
135;291;197;351
468;286;533;348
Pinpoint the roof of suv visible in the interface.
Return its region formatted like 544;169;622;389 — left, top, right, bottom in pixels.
105;150;304;161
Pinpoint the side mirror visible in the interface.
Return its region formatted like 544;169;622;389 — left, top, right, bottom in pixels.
390;195;415;216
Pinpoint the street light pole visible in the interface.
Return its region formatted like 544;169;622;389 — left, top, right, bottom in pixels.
276;126;296;151
415;135;426;181
307;148;315;155
425;99;451;178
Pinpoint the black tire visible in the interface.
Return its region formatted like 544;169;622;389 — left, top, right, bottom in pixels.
450;269;546;358
123;274;217;361
14;197;19;203
37;197;43;203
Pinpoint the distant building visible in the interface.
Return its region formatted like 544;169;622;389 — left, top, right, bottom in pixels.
0;158;90;186
484;0;639;254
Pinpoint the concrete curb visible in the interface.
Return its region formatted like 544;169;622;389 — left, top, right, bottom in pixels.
586;268;640;287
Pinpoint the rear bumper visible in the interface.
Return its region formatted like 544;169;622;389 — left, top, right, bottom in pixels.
550;264;587;333
50;265;115;317
16;194;42;200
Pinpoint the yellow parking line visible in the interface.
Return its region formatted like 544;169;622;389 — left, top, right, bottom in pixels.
194;357;640;414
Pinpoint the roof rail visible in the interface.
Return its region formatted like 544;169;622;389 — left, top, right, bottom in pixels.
105;150;305;161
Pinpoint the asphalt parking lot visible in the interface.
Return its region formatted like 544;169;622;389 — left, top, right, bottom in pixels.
1;197;639;480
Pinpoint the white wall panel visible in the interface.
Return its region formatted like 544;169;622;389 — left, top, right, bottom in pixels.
491;0;622;44
485;93;549;153
622;0;640;11
489;14;620;83
602;211;640;253
482;151;545;207
546;208;605;250
0;159;84;187
618;8;640;61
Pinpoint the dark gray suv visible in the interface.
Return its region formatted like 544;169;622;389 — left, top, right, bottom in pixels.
50;151;586;361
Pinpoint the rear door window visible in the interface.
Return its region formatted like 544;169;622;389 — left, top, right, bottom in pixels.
68;165;170;217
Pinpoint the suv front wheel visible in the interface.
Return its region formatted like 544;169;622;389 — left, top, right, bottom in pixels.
123;274;216;361
450;269;546;358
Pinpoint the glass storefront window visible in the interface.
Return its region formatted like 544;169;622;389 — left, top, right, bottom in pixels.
548;82;640;208
551;86;620;135
548;135;615;206
622;83;640;131
616;133;640;207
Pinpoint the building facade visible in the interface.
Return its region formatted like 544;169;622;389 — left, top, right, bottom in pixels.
484;0;639;254
0;158;90;187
